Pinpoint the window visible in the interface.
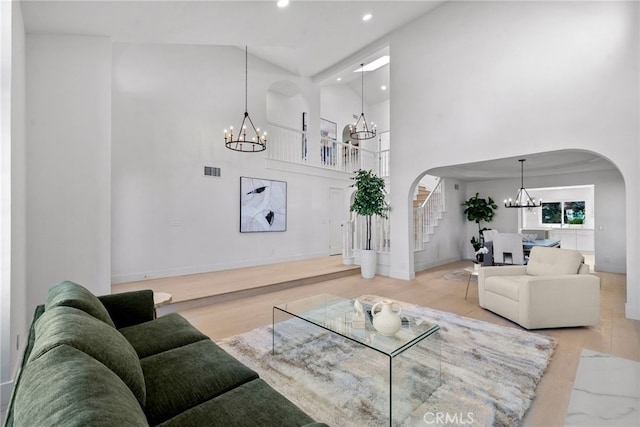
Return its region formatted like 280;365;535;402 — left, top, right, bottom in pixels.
564;201;585;225
541;202;562;224
541;201;586;226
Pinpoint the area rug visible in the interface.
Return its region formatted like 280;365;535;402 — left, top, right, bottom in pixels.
217;295;556;427
443;268;468;282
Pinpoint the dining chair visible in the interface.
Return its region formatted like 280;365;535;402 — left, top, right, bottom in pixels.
493;233;525;265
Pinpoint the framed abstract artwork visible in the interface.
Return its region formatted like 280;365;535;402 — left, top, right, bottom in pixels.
240;177;287;232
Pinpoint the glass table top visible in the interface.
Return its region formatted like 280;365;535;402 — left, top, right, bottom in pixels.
274;294;440;357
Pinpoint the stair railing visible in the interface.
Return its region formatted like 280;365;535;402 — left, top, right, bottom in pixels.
414;178;444;250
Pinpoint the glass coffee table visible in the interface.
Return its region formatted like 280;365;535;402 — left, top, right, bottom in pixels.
273;294;441;425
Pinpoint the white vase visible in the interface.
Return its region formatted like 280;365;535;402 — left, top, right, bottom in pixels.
371;300;403;336
360;249;377;279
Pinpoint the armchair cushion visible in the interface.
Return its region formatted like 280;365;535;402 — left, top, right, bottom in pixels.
526;246;583;276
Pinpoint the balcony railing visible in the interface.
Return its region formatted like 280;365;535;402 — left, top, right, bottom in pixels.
267;122;387;175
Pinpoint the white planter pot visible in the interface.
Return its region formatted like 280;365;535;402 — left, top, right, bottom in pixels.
360;249;377;279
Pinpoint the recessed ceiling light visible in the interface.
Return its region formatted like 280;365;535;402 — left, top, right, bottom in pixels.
277;0;289;8
381;85;387;91
353;56;390;72
362;13;372;22
336;77;342;82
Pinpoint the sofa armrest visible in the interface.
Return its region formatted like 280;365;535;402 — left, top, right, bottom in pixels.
477;266;527;307
519;274;601;328
578;263;591;274
98;290;155;329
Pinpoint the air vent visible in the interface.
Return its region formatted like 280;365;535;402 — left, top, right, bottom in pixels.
204;166;221;177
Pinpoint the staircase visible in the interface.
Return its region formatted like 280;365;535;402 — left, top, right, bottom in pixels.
414;178;445;250
413;186;430;208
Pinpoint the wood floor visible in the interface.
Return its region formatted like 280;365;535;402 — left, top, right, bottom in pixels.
123;258;640;427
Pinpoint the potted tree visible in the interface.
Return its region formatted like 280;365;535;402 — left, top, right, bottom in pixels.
350;169;389;278
463;193;498;264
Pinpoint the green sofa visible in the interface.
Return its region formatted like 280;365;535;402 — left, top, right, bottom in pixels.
4;281;325;427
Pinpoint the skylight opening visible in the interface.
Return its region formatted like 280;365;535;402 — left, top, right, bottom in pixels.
353;56;390;72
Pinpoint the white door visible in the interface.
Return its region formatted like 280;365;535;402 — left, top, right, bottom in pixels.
329;188;344;255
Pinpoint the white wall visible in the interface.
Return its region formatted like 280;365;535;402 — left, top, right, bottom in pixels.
26;35;112;311
388;1;639;318
1;0;27;408
111;43;350;283
267;88;308;130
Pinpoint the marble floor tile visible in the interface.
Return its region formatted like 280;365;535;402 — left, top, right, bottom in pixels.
564;349;640;426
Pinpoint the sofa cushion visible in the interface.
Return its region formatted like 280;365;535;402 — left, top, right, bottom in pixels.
141;339;259;425
46;280;116;328
484;276;528;301
158;378;319;427
526;246;583;276
14;345;148;427
29;306;146;406
119;312;208;358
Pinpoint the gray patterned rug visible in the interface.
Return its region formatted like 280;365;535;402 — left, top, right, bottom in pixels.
218;295;556;426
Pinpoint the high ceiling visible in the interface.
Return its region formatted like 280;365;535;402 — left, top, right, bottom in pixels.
21;0;444;104
19;1;620;179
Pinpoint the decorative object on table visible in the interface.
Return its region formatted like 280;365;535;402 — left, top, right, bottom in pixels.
349;63;377;141
352;300;365;329
522;233;538;242
474;247;489;268
223;46;267;152
463;193;498;256
504;159;541;208
219;294;556;426
370;300;403;336
240;177;286;232
350;169;389;279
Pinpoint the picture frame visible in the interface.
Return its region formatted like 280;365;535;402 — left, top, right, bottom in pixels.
320;118;337;141
240;177;287;232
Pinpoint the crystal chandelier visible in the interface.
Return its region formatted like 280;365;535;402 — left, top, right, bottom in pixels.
224;46;266;152
349;63;376;141
504;159;541;208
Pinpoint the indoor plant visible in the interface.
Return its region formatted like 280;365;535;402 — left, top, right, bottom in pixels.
463;192;498;260
350;169;389;278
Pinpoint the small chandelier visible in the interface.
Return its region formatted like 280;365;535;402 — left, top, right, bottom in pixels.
349;63;376;141
504;159;542;208
224;46;266;152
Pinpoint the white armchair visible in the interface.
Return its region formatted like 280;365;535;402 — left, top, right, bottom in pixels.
478;246;600;329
